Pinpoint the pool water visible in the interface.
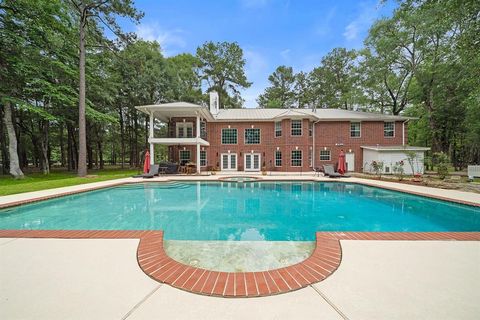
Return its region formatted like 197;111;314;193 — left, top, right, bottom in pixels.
0;182;479;241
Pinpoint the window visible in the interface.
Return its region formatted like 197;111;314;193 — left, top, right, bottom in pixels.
244;128;260;144
176;122;193;138
350;122;361;138
384;122;395;137
221;128;237;144
179;150;191;165
320;150;331;161
200;121;207;139
275;150;282;167
275;121;282;137
200;150;207;166
291;120;302;136
291;150;302;167
309;122;313;137
308;148;312;167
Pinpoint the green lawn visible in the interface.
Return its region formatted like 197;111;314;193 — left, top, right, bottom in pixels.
0;168;140;196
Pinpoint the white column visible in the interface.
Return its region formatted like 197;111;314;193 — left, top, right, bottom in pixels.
196;115;200;174
149;112;154;164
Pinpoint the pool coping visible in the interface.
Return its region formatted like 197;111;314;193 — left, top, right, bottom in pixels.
1;229;479;298
1;177;479;209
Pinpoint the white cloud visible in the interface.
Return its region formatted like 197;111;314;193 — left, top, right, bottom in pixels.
343;1;381;43
280;49;291;60
242;49;269;108
240;0;271;8
315;7;337;36
135;23;186;56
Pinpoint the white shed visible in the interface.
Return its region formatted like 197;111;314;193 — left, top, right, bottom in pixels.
361;146;430;175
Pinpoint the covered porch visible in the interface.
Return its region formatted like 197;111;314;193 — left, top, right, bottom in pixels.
135;102;213;174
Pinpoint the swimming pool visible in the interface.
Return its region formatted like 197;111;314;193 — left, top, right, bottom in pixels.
0;181;479;240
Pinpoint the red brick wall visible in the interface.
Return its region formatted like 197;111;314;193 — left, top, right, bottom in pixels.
167;118;406;172
314;121;404;172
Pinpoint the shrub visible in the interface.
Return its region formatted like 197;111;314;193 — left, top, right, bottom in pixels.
393;161;405;181
434;152;450;180
371;160;384;178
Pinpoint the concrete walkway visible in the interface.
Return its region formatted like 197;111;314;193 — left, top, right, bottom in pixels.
1;238;479;320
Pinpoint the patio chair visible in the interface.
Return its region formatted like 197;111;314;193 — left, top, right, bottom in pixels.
313;167;324;177
142;164;159;179
323;164;342;178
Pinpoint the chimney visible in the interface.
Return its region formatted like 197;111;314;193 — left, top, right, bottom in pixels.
209;91;219;115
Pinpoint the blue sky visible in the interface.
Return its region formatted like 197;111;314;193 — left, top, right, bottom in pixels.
121;0;397;107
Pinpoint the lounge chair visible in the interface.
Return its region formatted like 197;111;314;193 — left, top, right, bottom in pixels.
142;164;159;178
313;167;324;177
323;165;342;178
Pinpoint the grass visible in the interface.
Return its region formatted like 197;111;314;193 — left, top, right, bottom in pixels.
0;168;140;196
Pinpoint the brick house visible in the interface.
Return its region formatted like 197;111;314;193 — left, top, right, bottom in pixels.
136;92;428;174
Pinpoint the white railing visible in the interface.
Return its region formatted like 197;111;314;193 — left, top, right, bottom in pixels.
467;165;480;179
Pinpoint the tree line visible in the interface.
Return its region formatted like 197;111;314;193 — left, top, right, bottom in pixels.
258;0;480;168
1;0;251;178
1;0;478;179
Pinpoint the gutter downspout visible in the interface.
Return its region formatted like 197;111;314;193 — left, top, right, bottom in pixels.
402;119;410;146
312;119;321;170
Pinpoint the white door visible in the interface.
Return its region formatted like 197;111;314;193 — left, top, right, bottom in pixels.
245;153;261;171
221;153;237;171
345;153;355;172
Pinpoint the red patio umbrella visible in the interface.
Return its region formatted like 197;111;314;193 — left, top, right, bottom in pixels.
337;150;346;175
143;150;151;173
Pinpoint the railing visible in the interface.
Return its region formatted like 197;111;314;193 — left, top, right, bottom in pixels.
467;165;480;179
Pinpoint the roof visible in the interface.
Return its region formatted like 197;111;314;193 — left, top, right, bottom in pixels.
361;145;430;152
213;108;412;121
135;103;413;122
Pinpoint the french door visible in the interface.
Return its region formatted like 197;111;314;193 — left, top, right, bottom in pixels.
221;153;237;171
244;153;261;171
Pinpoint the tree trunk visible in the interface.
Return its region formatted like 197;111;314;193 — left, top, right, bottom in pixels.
39;120;50;174
0;107;9;174
3;101;24;178
59;123;66;167
77;10;87;177
119;107;125;168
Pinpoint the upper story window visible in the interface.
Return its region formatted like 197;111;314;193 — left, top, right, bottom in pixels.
275;150;282;167
320;150;331;161
221;128;237;144
200;121;207;139
291;119;302;136
245;128;260;144
275;121;282;137
384;122;395;137
309;122;313;137
176;122;193;138
350;122;361;138
291;150;302;166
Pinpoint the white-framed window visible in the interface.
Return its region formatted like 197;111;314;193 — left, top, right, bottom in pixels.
291;150;302;167
309;121;313;137
176;122;193;138
200;150;207;166
350;122;361;138
200;121;207;139
275;121;282;137
291;119;302;136
384;122;395;137
179;150;191;165
221;128;237;144
244;128;260;144
320;150;331;161
275;150;282;167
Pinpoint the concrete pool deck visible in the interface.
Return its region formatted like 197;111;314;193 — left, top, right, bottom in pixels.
1;238;479;319
1;174;479;318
